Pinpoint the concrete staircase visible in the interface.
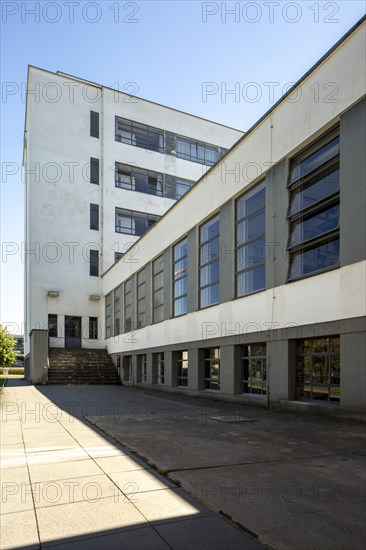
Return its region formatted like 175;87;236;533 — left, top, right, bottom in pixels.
48;348;120;385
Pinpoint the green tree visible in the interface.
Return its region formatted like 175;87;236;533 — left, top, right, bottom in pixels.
0;324;16;368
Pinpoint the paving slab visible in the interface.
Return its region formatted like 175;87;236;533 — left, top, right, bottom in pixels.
28;457;103;483
0;509;39;549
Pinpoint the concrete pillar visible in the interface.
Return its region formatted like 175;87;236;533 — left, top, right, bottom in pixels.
146;353;154;384
220;345;240;394
340;332;366;412
267;339;293;403
164;351;174;387
30;329;48;384
188;348;204;391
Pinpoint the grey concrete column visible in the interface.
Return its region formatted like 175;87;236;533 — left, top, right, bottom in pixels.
145;263;152;327
164;351;174;387
340;331;366;412
340;98;366;267
267;339;292;402
220;200;234;304
31;329;48;384
163;248;172;320
188;348;204;391
187;227;197;313
219;345;238;395
265;159;288;289
146;353;154;385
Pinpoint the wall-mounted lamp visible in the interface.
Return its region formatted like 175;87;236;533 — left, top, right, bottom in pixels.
89;295;100;301
47;291;59;297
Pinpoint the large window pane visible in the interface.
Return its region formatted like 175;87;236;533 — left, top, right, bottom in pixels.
288;169;339;216
288;204;339;248
288;238;339;280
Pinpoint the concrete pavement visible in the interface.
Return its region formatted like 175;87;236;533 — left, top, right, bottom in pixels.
0;381;262;549
25;383;366;550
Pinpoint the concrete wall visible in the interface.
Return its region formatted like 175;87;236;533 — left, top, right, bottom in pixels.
24;67;241;355
29;329;48;384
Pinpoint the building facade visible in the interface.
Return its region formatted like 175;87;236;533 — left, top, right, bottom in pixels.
102;19;366;414
23;67;242;360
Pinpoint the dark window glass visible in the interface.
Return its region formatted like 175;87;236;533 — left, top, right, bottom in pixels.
90;111;99;138
90;158;99;184
287;131;340;280
115;163;163;197
236;183;265;297
124;279;132;332
176;351;188;386
115;252;123;263
114;287;121;336
176;178;194;199
89;317;98;339
115;208;160;236
105;293;112;338
115;117;164;153
296;336;340;402
90;204;99;230
199;215;220;309
204;348;220;390
176;137;219;166
89;249;99;277
137;269;146;328
173;238;188;317
48;314;57;338
241;344;267;395
153;256;164;323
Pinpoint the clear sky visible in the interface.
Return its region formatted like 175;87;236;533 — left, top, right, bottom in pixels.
1;0;365;333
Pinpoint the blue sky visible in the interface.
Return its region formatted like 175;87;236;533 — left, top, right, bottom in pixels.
1;0;365;333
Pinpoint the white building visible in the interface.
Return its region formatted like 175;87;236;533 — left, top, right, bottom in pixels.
23;67;242;372
102;18;366;415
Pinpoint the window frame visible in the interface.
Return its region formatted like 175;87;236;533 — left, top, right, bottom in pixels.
115;117;164;154
89;249;99;277
90;111;99;138
115;207;161;236
199;214;220;309
48;314;58;338
124;279;132;333
176;136;219;166
240;343;267;396
173;237;188;317
235;181;266;298
176;350;188;387
203;347;220;391
90;157;100;185
153;255;164;324
105;294;112;339
137;269;146;329
115;162;163;197
287;130;340;281
89;317;98;340
90;203;99;231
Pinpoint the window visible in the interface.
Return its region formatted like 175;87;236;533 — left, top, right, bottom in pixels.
115;252;123;263
241;344;267;395
90;204;99;231
204;348;220;390
115;208;160;236
114;287;121;336
48;314;57;338
153;255;164;323
199;215;220;309
115;163;163;197
137;269;146;328
176;137;219;166
90;111;99;138
176;178;194;199
115;117;164;153
123;355;132;381
155;353;165;384
176;351;188;386
90;158;99;184
296;336;340;402
287;132;340;280
105;294;112;338
89;249;99;277
124;279;132;332
236;182;266;296
173;238;188;317
89;317;98;339
139;354;147;383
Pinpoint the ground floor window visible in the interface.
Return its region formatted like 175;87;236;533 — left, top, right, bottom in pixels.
88;317;98;339
155;352;165;384
176;351;188;386
48;314;58;337
241;343;267;395
138;354;147;383
204;348;220;390
296;336;340;402
123;355;132;381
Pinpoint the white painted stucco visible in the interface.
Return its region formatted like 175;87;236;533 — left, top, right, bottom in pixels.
24;68;242;354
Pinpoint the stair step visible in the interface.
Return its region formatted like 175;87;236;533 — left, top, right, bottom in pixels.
47;348;120;385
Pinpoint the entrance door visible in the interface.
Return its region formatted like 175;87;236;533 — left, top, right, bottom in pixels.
65;316;82;349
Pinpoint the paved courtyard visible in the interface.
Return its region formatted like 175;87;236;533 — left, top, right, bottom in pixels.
1;381;365;549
